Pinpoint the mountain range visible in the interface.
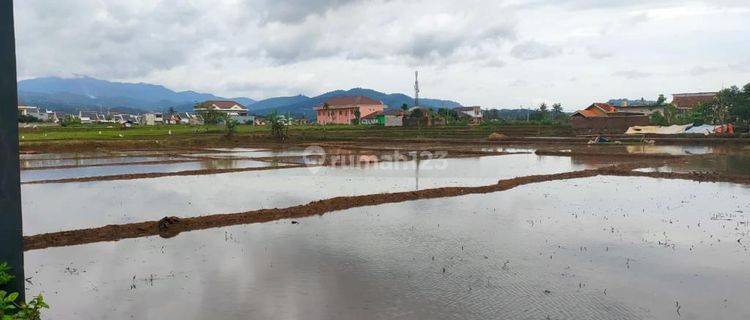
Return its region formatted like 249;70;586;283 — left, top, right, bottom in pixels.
17;76;462;119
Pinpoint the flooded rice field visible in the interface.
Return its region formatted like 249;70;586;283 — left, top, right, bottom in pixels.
22;152;601;234
19;144;750;319
20;159;281;183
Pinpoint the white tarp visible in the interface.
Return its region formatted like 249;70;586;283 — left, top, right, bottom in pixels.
625;124;692;135
685;125;719;135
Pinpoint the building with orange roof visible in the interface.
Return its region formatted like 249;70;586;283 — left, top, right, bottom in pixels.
314;96;385;125
570;103;650;132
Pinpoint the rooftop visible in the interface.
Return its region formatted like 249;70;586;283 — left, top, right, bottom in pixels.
324;96;382;107
198;100;248;110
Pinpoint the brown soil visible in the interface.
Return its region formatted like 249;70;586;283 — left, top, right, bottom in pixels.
22;146;528;183
22;164;305;185
488;132;508;141
22;159;200;171
21;133;750;154
23;166;750;251
534;149;687;159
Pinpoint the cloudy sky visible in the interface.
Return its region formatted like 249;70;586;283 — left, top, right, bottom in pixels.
13;0;750;109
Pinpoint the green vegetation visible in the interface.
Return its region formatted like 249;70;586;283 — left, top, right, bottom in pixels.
224;117;238;138
0;263;48;320
352;108;361;125
268;111;288;141
648;84;750;126
18;122;577;144
482;102;568;125
59;115;81;127
16;112;41;123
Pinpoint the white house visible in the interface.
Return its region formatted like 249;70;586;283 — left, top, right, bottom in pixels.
453;106;483;124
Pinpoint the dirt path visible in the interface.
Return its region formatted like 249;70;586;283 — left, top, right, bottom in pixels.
23;166;750;251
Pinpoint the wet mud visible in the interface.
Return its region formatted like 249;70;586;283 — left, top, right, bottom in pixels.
534;149;688;159
23;166;750;251
21;164;305;185
21;158;200;171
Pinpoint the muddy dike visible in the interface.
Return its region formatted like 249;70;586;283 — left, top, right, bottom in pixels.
21;147;526;184
21;164;305;184
20;132;750;155
23;167;750;251
21;158;200;171
534;149;688;159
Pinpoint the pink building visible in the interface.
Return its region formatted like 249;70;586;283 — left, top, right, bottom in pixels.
314;96;385;125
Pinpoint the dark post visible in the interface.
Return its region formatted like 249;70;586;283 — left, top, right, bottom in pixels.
0;0;25;301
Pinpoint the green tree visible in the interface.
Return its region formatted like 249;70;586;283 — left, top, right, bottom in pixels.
537;103;549;120
650;111;668;126
662;104;679;125
224;117;238;138
268;110;288;141
551;103;567;122
688;102;714;125
727;83;750;124
655;94;667;106
202;108;225;125
401;103;409;111
352;108;361;125
714;87;739;125
16;111;41;123
60;115;81;127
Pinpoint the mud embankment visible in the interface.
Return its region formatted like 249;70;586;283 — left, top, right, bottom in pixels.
23;167;750;251
22;164;305;185
22;159;200;171
534;149;687;159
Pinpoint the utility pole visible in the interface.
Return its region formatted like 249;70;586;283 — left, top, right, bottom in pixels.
0;0;25;301
414;71;419;107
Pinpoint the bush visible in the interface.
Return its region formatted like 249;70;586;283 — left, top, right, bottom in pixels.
267;111;288;141
17;114;41;123
225;117;238;138
60;115;81;127
0;262;48;320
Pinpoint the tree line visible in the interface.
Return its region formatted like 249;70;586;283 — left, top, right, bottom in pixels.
482;103;568;124
650;83;750;126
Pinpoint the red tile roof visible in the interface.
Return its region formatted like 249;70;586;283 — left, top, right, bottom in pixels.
572;103;624;118
672;92;717;109
324;96;382;106
591;103;617;112
201;100;247;110
573;109;601;118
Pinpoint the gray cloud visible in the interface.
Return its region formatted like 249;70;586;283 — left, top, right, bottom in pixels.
612;70;652;79
586;46;614;59
255;0;362;24
15;0;216;79
510;41;562;60
729;61;750;72
11;0;750;107
689;66;719;76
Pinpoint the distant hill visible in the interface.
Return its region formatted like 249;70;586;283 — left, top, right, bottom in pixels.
250;95;311;111
17;76;463;119
18;76;255;112
252;88;462;119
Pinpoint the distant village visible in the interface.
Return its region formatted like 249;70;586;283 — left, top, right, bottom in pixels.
16;88;744;135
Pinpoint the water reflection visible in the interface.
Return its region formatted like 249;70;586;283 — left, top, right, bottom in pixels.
23;154;594;234
25;177;750;319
